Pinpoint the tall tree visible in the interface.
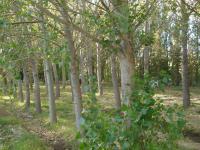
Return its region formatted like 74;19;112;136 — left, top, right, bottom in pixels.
181;0;190;108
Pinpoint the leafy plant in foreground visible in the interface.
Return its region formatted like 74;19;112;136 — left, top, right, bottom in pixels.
77;75;185;150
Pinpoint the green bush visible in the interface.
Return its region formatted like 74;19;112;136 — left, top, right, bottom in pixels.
77;76;185;150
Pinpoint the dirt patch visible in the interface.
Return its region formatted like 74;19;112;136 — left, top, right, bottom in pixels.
0;108;10;116
53;139;71;150
20;115;72;150
184;130;200;143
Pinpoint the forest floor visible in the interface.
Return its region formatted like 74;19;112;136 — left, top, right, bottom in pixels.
0;85;200;150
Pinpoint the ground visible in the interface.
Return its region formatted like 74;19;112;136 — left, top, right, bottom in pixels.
0;85;200;150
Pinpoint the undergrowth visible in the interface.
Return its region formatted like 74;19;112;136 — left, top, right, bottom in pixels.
78;75;185;150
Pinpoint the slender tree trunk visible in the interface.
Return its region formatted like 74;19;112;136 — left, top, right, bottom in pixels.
39;8;57;123
111;54;121;109
2;77;8;95
43;61;48;96
79;49;86;93
61;7;82;129
143;0;150;75
31;59;42;113
88;46;93;91
29;69;33;91
143;46;149;75
181;2;190;108
64;27;82;129
23;64;30;112
45;60;57;123
62;59;66;89
96;43;103;96
18;80;24;102
52;63;60;98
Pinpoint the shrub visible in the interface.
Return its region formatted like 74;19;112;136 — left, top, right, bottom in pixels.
77;75;185;150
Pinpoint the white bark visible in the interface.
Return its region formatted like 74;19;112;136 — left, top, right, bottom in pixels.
119;53;133;105
60;8;82;129
45;60;57;123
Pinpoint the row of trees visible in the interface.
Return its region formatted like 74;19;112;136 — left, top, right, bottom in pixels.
0;0;199;130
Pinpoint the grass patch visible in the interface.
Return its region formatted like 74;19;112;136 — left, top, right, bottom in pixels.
0;116;19;126
9;132;48;150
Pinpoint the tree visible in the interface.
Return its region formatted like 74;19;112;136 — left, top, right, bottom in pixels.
23;63;30;112
181;0;190;108
31;58;42;113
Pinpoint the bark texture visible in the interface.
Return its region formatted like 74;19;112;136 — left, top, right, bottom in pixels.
52;63;60;98
45;60;57;123
62;59;66;89
23;64;30;111
61;8;82;129
31;59;42;113
181;2;190;108
96;43;103;96
18;80;24;102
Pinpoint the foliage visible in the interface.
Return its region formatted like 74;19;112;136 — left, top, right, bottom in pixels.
78;76;185;150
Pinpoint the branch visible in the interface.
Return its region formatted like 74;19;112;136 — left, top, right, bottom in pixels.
31;1;100;42
181;0;200;16
10;20;42;25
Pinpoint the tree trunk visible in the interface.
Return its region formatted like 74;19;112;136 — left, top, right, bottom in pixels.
2;77;8;95
43;61;48;96
62;59;66;89
61;8;82;129
111;54;121;109
96;43;103;96
52;63;60;98
39;8;57;123
143;0;150;75
23;64;30;112
18;80;24;102
119;52;134;105
29;69;33;91
45;60;57;123
88;46;94;92
181;2;190;108
65;27;82;129
79;48;86;93
111;0;135;105
143;46;149;75
31;59;42;113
